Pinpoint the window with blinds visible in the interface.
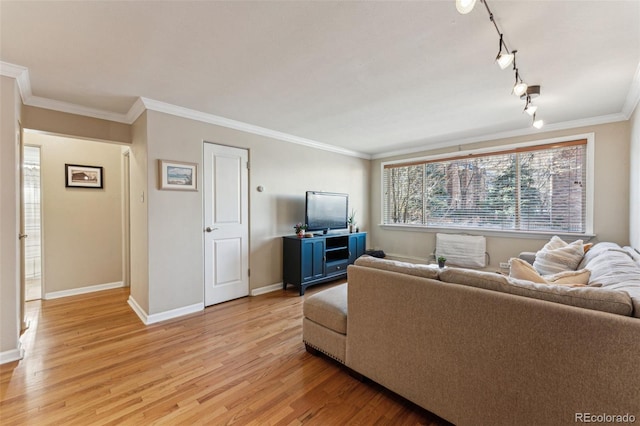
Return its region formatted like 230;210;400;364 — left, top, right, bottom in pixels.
383;139;587;233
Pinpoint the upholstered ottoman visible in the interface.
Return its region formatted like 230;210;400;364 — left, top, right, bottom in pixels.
302;283;348;363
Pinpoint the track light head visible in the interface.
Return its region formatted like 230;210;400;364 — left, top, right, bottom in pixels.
495;34;514;70
456;0;478;14
525;104;538;116
514;81;528;97
532;113;544;129
496;52;514;70
524;96;538;116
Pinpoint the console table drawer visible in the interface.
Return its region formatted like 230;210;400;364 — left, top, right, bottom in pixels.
326;260;348;276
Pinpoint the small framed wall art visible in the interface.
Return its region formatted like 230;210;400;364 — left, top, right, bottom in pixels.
158;159;198;191
65;164;104;189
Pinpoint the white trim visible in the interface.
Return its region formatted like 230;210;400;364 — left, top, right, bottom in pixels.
147;302;203;325
44;281;124;300
0;62;31;104
2;61;370;159
0;343;24;365
622;61;640;119
125;97;147;124
127;295;204;325
127;295;149;324
378;224;595;242
25;95;130;123
250;283;283;296
0;61;27;79
139;98;370;159
373;115;624;160
3;59;637;160
381;132;595;166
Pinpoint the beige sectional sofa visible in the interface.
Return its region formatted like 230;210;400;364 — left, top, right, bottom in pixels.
302;242;640;425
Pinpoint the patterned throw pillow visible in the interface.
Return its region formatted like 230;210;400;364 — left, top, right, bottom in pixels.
533;236;585;275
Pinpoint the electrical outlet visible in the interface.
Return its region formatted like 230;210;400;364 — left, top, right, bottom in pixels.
499;262;510;269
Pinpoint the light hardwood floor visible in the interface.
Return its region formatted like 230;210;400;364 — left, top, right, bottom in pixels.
1;283;451;425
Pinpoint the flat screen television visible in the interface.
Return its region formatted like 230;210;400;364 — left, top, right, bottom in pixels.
305;191;349;233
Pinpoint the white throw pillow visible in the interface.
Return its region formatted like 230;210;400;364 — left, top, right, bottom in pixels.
533;236;585;275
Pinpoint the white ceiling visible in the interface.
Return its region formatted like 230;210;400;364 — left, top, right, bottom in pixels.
1;0;639;157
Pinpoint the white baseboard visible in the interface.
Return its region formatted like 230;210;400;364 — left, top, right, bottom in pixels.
0;342;24;365
127;295;203;325
44;281;125;300
250;282;283;296
127;295;148;324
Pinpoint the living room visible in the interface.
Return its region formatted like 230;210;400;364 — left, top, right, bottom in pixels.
1;1;639;424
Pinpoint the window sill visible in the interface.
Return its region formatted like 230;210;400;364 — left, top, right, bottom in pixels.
378;224;596;241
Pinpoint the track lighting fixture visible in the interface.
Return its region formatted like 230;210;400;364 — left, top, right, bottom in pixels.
512;55;528;97
456;0;477;14
456;0;543;129
513;79;528;97
524;96;537;116
495;34;513;70
532;113;544;129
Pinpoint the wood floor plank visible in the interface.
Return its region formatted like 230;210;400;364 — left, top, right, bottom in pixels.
1;284;451;425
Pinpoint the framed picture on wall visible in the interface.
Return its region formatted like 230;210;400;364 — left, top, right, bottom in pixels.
158;159;198;191
65;164;103;188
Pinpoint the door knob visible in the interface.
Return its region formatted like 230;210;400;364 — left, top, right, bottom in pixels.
205;227;219;233
18;233;28;240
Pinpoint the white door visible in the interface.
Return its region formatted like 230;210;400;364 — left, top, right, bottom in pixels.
204;143;249;306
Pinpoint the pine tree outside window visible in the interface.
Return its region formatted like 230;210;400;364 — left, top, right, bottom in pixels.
382;138;590;234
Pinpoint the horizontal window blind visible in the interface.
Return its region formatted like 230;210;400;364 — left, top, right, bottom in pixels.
383;140;587;233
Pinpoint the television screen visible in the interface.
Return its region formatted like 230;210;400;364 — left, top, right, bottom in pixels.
305;191;348;232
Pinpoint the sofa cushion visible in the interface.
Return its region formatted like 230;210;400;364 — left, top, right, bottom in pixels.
303;283;348;335
439;268;633;316
354;255;439;280
533;236;585;275
510;258;591;286
581;245;640;318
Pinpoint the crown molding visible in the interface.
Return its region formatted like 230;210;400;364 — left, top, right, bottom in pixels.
0;61;31;104
126;97;147;123
137;97;371;159
372;113;627;160
622;60;640;119
2;60;370;159
25;95;131;123
3;59;638;162
1;61;131;123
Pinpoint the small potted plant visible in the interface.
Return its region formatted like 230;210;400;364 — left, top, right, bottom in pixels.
294;222;308;238
437;256;447;268
348;209;356;233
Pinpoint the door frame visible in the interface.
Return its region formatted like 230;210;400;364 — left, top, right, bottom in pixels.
122;150;131;287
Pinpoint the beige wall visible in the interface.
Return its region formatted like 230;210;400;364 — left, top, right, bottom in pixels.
24;132;124;296
370;121;631;268
130;110;370;315
129;112;150;313
22;106;131;144
631;104;640;250
0;76;22;359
